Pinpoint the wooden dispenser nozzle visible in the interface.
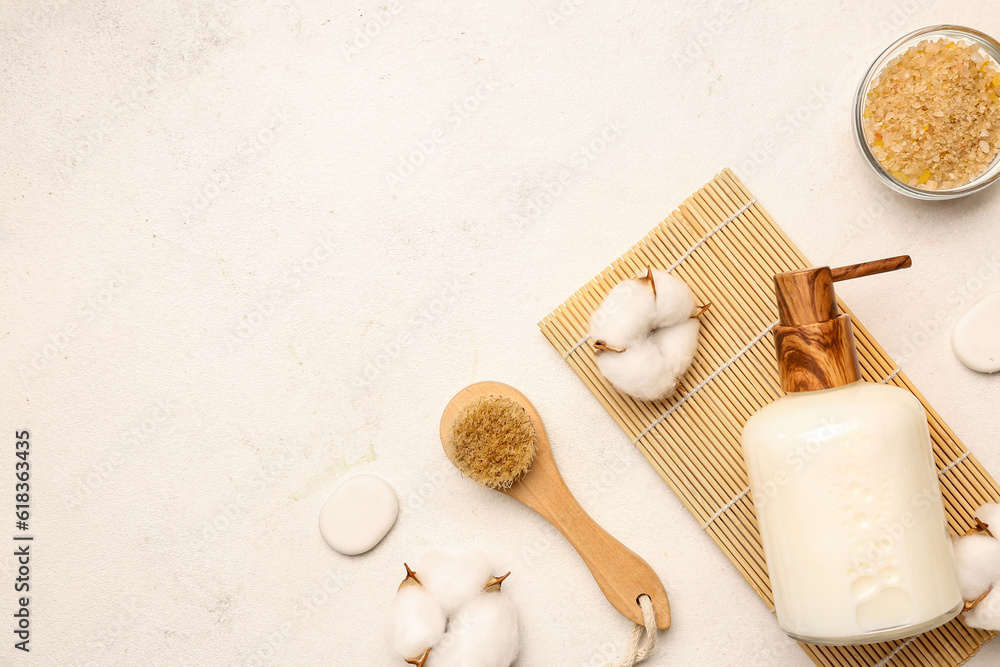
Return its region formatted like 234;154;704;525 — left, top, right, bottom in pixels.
830;255;912;283
773;256;911;393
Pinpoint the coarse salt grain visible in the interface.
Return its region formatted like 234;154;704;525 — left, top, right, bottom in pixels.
864;38;1000;189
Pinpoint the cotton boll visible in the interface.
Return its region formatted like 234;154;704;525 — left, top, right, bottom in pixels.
426;593;519;667
653;318;701;380
595;339;676;401
589;270;702;402
963;585;1000;630
596;321;700;402
953;533;1000;600
651;271;697;328
385;586;446;660
975;503;1000;533
589;278;656;349
418;550;492;615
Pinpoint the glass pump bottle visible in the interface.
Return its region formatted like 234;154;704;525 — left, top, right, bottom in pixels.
741;256;962;645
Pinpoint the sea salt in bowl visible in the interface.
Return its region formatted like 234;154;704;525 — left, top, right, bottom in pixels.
853;25;1000;200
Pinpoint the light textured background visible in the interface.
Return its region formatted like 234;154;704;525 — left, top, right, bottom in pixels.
2;1;999;665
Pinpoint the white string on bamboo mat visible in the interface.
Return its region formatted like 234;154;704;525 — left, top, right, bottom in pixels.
602;594;657;667
702;487;751;529
633;319;779;446
561;198;757;360
939;450;971;477
874;635;917;667
881;368;901;383
562;333;591;359
663;198;756;274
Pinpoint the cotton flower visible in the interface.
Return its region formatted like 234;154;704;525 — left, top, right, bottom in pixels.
416;549;492;616
651;270;698;329
953;503;1000;630
963;586;1000;630
592;338;672;401
953;533;1000;600
385;572;447;661
589;276;657;350
589;268;706;401
654;319;701;380
425;592;519;667
386;552;517;667
974;503;1000;532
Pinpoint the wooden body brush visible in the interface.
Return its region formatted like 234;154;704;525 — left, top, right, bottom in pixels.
440;381;670;629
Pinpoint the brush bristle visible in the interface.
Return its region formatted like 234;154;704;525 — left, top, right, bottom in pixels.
446;396;536;490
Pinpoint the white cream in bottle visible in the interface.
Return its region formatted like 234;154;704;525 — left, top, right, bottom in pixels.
741;259;962;645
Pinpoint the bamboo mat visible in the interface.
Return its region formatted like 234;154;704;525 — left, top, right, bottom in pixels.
538;169;1000;666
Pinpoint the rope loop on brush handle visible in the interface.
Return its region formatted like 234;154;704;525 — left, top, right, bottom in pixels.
603;594;658;667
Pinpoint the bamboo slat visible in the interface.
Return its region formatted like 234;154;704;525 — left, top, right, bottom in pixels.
538;169;999;667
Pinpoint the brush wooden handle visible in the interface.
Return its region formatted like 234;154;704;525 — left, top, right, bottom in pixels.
441;382;670;629
507;448;672;629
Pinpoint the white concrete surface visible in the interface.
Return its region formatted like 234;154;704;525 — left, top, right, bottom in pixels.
2;1;999;665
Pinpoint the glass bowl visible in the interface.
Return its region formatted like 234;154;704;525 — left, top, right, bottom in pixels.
853;25;1000;200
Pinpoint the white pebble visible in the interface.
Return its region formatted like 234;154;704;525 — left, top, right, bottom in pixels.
426;593;519;667
963;586;1000;630
981;140;991;153
953;533;1000;600
952;291;1000;373
318;475;398;555
651;270;697;328
385;585;446;660
417;550;492;615
589;277;656;349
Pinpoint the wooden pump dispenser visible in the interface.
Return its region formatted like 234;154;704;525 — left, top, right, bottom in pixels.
745;252;965;644
747;253;965;644
773;255;912;393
